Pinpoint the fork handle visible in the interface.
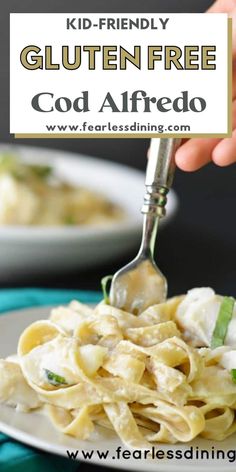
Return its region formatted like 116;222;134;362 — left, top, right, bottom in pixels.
142;138;182;218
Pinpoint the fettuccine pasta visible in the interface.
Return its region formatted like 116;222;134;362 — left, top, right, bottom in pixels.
0;287;236;447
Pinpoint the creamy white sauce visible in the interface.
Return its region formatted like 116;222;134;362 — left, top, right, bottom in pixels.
0;360;41;411
176;287;236;348
111;260;166;314
22;336;81;387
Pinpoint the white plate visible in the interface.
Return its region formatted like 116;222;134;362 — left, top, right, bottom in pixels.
0;306;235;472
0;144;178;281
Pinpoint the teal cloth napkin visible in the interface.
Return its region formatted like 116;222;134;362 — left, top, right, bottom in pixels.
0;288;102;472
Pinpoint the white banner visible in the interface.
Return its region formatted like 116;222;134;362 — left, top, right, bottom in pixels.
10;13;230;137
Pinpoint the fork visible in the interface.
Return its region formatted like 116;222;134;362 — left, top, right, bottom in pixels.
109;138;181;315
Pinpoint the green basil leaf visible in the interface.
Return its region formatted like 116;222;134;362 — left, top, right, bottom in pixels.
0;154;18;174
28;164;52;179
44;369;67;386
231;369;236;384
101;275;113;304
211;296;235;349
64;215;75;225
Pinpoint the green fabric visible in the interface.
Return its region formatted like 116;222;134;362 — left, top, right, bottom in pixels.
0;289;102;472
0;288;101;314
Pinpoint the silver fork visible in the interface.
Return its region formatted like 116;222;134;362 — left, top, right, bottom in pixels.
109;138;181;315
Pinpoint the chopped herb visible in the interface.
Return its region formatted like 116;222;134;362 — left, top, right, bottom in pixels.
64;215;75;225
0;154;18;173
211;296;235;349
28;164;52;179
0;154;52;181
231;369;236;384
101;275;113;304
11;169;26;181
44;369;67;386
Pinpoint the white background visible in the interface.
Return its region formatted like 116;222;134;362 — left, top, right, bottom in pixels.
10;13;229;135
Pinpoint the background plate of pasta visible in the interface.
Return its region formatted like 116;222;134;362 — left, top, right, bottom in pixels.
0;144;177;281
0;287;236;471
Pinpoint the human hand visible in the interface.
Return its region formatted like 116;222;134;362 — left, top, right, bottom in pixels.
175;0;236;171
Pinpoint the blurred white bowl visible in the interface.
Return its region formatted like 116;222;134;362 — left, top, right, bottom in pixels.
0;144;178;280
